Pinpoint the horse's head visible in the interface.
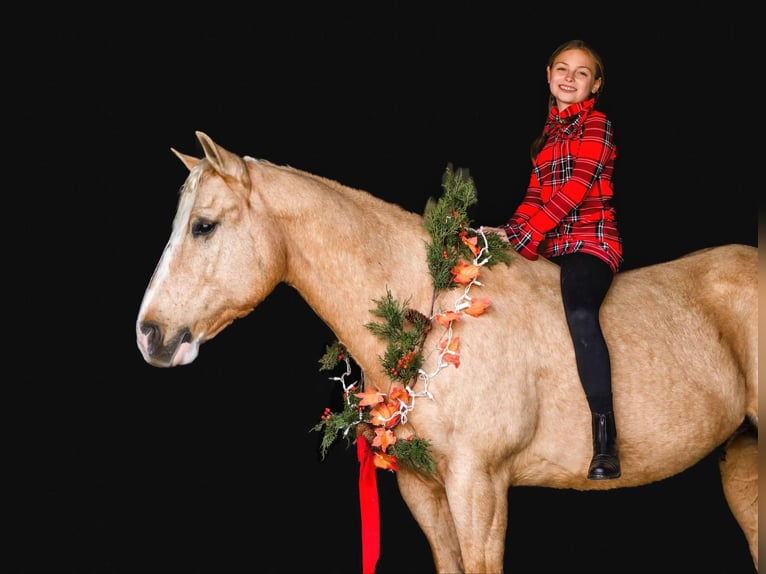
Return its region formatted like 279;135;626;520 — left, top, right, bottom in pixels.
136;131;286;367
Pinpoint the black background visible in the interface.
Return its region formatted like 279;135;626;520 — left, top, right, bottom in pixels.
10;5;756;574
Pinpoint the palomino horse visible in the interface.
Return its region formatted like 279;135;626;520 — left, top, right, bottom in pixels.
136;131;758;573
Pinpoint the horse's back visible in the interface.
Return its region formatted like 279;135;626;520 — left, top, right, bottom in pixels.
610;243;756;341
612;244;756;371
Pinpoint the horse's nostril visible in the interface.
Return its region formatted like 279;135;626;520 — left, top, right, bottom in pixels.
141;322;162;354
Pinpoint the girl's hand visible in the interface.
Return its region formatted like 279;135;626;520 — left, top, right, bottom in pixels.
503;221;542;261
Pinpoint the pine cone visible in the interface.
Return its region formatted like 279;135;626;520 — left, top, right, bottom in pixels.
405;309;432;333
356;421;377;444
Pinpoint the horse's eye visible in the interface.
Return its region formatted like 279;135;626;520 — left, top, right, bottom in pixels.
191;219;217;237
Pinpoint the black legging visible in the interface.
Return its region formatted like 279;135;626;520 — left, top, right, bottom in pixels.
550;252;615;414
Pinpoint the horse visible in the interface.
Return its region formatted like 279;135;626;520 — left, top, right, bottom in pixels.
136;131;758;573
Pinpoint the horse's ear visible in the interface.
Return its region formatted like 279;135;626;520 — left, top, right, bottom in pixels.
171;147;201;171
195;131;250;185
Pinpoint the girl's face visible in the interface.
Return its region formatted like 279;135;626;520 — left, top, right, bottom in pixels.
546;48;602;111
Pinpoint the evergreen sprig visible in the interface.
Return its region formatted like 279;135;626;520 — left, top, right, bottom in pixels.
311;395;364;460
390;436;435;475
318;341;348;371
424;164;511;290
364;289;426;384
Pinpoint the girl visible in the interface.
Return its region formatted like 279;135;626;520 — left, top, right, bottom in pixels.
485;39;623;479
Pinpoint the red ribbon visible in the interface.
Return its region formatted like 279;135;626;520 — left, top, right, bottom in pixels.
357;436;380;574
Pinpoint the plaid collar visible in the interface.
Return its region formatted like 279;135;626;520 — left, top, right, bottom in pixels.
549;97;595;123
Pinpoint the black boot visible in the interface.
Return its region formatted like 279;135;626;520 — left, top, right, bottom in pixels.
587;411;621;480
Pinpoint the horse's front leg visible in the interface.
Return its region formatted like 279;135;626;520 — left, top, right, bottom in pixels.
396;468;464;573
442;460;508;574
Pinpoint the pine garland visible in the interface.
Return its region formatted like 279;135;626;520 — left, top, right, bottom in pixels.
312;164;512;474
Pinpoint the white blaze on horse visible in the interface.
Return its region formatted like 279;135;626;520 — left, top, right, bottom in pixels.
136;131;758;573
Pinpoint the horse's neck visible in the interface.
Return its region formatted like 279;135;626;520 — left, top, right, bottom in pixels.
269;164;434;371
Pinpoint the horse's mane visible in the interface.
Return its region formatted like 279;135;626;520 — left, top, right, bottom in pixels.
246;156;425;225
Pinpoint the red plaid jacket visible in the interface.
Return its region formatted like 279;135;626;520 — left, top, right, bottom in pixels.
504;98;623;273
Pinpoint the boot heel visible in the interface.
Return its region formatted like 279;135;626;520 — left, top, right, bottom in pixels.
588;412;621;480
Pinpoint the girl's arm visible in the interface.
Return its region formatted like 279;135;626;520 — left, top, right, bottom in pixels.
526;114;614;234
